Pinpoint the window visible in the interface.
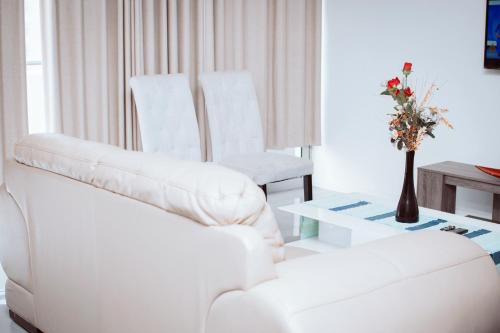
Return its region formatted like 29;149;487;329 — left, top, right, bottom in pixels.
24;0;47;134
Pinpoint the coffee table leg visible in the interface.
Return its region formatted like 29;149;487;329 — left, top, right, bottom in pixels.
493;194;500;224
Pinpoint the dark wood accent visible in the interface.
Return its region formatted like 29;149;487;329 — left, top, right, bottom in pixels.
303;174;313;202
417;169;456;213
417;161;500;223
466;215;494;223
441;184;457;214
9;310;43;333
259;184;267;199
259;175;312;202
418;161;500;189
493;194;500;224
446;176;500;194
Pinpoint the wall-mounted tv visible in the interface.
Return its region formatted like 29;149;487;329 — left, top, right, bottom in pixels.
485;0;500;68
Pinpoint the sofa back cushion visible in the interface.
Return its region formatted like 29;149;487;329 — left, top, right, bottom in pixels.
14;134;284;262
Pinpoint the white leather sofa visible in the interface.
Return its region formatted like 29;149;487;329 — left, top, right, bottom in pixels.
1;134;499;333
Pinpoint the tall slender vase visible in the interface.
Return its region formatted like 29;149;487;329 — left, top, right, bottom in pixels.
396;151;419;223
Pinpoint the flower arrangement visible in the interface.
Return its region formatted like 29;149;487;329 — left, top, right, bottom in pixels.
381;62;452;151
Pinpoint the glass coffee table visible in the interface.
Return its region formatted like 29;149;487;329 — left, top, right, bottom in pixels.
279;191;500;272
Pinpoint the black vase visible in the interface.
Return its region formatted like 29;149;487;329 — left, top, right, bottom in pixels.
396;151;419;223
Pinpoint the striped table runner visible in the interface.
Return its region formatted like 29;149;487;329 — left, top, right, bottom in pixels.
305;193;500;272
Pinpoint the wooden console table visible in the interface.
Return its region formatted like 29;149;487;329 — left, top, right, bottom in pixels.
417;161;500;223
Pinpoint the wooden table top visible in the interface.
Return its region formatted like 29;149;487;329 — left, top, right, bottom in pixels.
419;161;500;186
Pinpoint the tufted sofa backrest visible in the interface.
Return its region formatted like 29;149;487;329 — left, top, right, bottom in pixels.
13;134;285;262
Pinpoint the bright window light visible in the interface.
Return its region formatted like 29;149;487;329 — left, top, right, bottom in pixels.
24;0;47;134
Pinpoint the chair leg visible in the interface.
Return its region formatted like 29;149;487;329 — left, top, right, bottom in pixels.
259;184;267;199
303;174;313;201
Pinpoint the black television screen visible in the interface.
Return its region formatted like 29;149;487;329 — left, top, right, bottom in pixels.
485;0;500;68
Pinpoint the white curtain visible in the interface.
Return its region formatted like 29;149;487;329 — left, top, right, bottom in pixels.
41;0;207;152
41;0;321;158
119;0;213;152
0;0;29;183
41;0;127;148
211;0;322;148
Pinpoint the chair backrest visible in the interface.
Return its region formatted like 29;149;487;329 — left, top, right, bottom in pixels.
130;74;201;161
199;71;265;162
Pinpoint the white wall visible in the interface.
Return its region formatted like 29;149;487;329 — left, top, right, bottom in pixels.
315;0;500;218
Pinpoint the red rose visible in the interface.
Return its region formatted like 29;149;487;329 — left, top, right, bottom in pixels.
387;77;401;89
393;89;400;96
404;87;413;97
403;62;412;74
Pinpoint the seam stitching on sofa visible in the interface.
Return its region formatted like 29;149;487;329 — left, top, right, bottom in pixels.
362;248;404;275
289;254;490;316
5;277;32;295
14;147;268;226
1;185;35;294
15;144;262;200
94;161;250;199
16;143;102;164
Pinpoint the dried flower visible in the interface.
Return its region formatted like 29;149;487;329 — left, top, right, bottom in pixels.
381;63;452;151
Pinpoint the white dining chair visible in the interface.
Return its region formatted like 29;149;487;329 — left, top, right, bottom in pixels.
199;71;313;200
130;74;202;161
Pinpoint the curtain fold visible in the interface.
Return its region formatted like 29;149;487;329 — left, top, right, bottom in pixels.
41;0;118;146
0;0;29;183
40;0;321;157
212;0;322;148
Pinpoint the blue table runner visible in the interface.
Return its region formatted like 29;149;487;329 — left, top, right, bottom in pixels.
305;194;500;272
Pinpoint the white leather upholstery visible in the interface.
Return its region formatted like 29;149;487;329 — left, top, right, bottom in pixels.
199;71;265;161
199;71;314;187
219;152;313;185
284;245;318;260
0;185;35;328
130;74;202;161
1;134;500;333
14;134;285;262
3;160;277;333
0;185;32;292
5;279;35;326
207;231;500;333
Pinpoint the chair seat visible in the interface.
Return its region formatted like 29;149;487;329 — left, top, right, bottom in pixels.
217;152;313;185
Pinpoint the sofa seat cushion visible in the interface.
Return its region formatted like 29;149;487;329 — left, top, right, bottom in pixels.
266;231;490;314
217;152;313;185
207;231;500;333
14;134;285;262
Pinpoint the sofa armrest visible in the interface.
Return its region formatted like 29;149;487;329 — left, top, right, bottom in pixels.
89;212;278;333
207;231;500;333
4;159;279;333
203;224;278;290
0;184;32;292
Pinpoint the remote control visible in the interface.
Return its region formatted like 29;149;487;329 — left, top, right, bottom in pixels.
440;225;468;235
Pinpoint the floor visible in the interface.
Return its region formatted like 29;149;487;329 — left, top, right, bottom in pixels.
267;186;331;242
0;302;25;333
0;186;326;333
